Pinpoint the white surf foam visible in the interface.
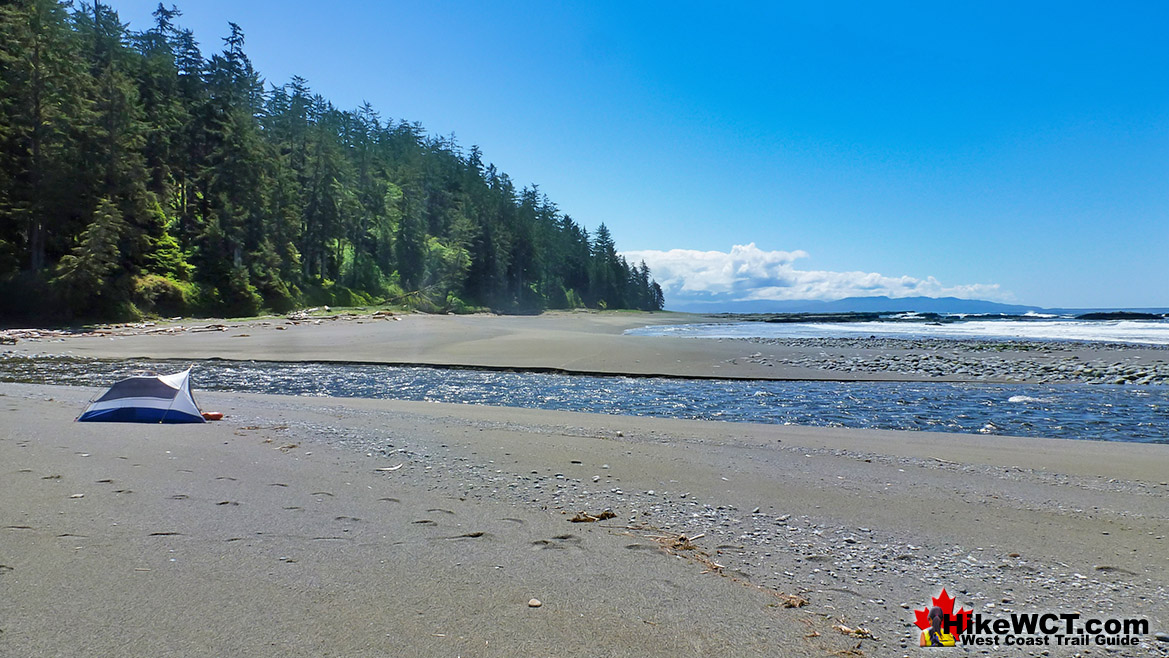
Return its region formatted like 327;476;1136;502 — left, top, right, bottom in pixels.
627;319;1169;345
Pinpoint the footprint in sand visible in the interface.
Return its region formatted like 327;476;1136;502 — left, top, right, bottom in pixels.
1094;565;1138;577
623;543;656;551
169;494;189;500
378;497;400;503
533;534;582;550
412;519;438;526
426;508;455;515
500;518;525;525
444;532;488;541
334;516;360;522
216;501;240;506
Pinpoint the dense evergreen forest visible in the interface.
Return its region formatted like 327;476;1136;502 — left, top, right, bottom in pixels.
0;1;665;321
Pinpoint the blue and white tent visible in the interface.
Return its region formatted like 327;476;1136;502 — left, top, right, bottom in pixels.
78;368;206;423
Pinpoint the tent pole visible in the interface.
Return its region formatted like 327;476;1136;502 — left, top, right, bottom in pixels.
159;395;176;424
158;369;185;424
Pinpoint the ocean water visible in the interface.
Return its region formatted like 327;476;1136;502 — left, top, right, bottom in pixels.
3;357;1165;444
626;318;1169;345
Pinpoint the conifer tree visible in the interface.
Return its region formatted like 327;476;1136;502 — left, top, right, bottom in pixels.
53;197;125;316
0;1;666;319
0;0;89;276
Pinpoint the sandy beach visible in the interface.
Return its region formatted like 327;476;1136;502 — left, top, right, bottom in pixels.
3;312;1169;656
6;310;1169;384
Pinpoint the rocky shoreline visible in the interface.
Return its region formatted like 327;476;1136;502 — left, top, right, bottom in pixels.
730;337;1169;385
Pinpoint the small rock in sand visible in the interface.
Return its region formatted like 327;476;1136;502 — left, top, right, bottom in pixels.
528;598;542;608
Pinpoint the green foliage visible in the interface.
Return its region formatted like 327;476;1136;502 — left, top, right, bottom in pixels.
423;236;471;295
330;285;373;308
215;266;263;317
53;198;126;316
444;293;481;314
348;252;393;299
132;273;195;316
0;1;665;321
300;280;337;307
382;278;406;305
300;279;374;308
248;239;296;312
564;287;584;309
0;0;92;274
147;230;194;280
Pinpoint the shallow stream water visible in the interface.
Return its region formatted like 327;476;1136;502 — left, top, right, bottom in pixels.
2;356;1165;444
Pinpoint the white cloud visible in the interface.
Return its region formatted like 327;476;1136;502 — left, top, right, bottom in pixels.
621;243;1009;305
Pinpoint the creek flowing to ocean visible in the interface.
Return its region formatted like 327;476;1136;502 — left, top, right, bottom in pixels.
2;356;1165;444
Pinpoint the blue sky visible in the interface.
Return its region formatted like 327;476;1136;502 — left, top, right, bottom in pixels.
107;1;1167;309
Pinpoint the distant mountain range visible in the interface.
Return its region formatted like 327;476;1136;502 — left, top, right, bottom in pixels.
667;296;1169;316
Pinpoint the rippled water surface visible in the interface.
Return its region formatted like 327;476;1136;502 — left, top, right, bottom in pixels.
626;319;1169;345
3;357;1165;443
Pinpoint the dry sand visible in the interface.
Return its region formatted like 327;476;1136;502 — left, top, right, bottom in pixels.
2;384;868;657
12;311;779;379
3;312;1169;656
11;310;1166;383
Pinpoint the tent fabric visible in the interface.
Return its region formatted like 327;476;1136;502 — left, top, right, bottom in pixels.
78;368;206;424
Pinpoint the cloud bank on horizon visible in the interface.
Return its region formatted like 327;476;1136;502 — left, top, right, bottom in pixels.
622;244;1009;307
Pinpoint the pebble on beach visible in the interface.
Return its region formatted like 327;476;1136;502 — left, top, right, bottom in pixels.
528;598;542;608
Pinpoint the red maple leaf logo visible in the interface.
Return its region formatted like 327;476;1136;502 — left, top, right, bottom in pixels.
913;588;972;636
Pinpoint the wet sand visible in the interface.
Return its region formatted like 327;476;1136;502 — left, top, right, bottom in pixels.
3;312;1169;656
8;310;1168;384
3;383;1168;656
2;384;868;657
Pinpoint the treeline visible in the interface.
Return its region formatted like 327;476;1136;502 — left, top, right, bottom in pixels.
0;1;664;321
